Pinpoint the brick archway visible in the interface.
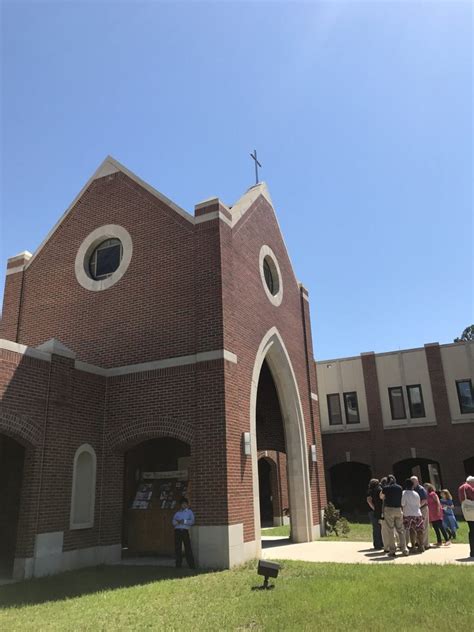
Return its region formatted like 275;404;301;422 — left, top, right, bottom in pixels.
108;416;194;454
0;409;42;449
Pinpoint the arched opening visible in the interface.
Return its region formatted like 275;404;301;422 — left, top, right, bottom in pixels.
0;435;25;577
393;458;443;489
250;328;313;550
258;458;274;526
329;462;372;516
464;457;474;477
123;437;191;557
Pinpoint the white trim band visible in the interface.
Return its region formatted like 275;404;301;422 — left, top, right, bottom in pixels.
0;340;238;375
6;265;26;276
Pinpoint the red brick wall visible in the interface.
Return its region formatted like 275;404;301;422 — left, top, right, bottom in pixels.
6;173;204;367
0;172;326;563
0;350;105;558
222;194;325;541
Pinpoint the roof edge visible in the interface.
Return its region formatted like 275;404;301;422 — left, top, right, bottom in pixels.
24;156;194;269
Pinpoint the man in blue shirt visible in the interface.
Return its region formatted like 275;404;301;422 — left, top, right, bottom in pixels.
172;497;196;569
411;476;430;549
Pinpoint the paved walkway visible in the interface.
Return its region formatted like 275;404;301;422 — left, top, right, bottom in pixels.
262;537;473;565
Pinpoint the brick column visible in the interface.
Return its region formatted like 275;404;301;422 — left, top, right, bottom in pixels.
299;284;327;518
0;252;32;341
424;343;451;431
361;352;385;477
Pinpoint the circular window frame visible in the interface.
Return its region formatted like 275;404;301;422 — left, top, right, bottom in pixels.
75;225;133;292
259;245;283;306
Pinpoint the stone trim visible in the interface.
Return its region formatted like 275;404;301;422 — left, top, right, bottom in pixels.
6;265;26;276
0;339;51;362
7;251;33;263
0;339;238;377
104;349;237;377
74;225;133;292
259;245;283;307
194;211;233;227
14;543;121;579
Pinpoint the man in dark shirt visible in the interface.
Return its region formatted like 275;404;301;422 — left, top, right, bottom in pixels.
366;479;384;549
411;476;430;549
380;475;409;556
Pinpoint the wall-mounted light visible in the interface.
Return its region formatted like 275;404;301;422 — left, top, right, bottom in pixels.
310;444;317;463
243;432;252;456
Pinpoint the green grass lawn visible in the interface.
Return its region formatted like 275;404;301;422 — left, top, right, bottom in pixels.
1;561;473;631
262;520;470;543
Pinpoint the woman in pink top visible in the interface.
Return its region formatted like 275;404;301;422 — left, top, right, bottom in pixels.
425;483;450;546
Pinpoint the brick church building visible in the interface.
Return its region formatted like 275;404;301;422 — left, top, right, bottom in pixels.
0;157;326;579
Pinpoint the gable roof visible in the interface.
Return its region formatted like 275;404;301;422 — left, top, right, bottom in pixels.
24;156;194;268
18;157;300;290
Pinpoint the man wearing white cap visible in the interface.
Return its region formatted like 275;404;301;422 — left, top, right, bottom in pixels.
458;475;474;558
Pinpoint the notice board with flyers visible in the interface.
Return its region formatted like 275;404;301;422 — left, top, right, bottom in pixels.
127;472;190;555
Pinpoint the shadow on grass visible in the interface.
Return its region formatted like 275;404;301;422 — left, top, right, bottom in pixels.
0;565;214;609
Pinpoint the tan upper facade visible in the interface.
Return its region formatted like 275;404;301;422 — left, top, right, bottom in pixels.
316;341;474;434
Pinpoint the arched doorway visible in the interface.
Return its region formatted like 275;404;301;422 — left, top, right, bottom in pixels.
0;435;25;577
464;457;474;477
328;462;372;516
250;328;313;548
258;458;274;526
123;437;191;557
393;458;442;489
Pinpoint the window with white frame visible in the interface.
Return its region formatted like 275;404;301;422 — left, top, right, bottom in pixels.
70;444;97;530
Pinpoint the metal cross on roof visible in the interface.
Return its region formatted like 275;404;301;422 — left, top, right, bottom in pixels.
250;149;262;185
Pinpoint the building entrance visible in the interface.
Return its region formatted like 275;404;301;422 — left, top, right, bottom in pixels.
123;438;191;556
0;435;25;577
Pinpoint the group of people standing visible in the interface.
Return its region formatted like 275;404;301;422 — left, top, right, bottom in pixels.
367;474;474;558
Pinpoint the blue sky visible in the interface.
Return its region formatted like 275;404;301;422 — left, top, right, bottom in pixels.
1;1;472;359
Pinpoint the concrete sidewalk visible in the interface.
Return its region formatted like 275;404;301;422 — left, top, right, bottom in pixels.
261;537;473;565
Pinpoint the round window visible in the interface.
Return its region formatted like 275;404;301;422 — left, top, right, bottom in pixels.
88;238;123;280
259;245;283;306
263;256;278;295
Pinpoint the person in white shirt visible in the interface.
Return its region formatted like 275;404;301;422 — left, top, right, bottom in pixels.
401;479;425;553
172;497;196;569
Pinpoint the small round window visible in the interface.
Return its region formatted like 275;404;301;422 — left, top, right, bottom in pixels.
263;256;278;295
89;238;123;280
259;246;283;306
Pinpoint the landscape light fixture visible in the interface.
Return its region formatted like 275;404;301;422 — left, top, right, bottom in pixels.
254;560;281;590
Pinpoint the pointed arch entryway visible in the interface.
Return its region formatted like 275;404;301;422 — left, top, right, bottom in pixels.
250;327;314;552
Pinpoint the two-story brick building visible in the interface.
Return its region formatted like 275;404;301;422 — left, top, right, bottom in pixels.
317;341;474;514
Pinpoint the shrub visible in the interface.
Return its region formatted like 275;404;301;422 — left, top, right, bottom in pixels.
324;503;351;537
